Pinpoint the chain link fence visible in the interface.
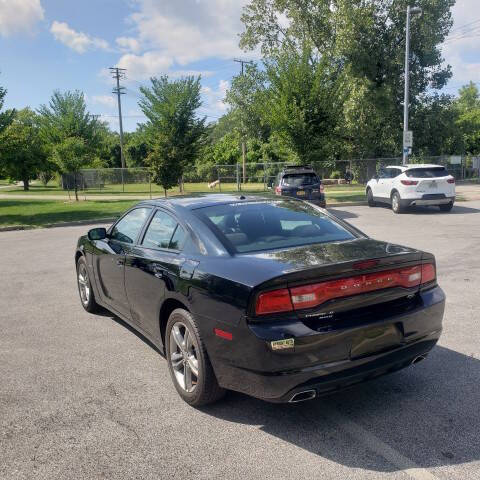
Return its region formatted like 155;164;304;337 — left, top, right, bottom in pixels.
60;156;480;196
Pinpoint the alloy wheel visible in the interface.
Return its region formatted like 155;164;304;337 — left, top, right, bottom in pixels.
77;263;90;306
169;321;199;393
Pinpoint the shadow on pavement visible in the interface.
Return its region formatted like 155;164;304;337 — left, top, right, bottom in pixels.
201;345;480;473
327;208;359;220
405;205;480;215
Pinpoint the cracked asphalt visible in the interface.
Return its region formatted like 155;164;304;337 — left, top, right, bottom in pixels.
1;201;479;480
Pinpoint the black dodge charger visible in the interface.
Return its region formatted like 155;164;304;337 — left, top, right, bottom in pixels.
75;194;445;406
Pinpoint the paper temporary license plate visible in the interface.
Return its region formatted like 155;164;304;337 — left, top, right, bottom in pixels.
296;190;305;196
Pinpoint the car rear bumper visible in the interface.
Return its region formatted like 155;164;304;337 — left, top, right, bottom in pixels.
401;195;455;207
281;192;326;207
210;286;444;402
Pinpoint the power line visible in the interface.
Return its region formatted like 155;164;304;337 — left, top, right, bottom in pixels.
109;67;127;170
234;58;254;76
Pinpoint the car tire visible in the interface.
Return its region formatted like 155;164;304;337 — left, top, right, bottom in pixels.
76;256;101;313
439;202;454;212
391;192;403;214
367;188;376;207
166;308;225;407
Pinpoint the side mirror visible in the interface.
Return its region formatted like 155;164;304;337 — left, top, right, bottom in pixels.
88;227;107;241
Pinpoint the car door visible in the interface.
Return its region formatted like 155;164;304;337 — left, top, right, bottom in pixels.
371;168;389;198
95;207;152;318
124;208;195;341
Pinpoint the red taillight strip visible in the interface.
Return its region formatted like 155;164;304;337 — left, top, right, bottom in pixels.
255;263;436;315
214;328;233;340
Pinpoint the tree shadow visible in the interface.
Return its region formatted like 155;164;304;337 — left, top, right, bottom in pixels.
405;204;480;215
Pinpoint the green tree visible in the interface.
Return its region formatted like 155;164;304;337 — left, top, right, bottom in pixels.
0;81;14;135
455;82;480;155
125;126;150;167
52;136;91;200
0;109;48;190
139;75;207;193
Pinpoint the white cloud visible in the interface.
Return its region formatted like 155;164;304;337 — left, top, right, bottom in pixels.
200;79;229;119
116;51;173;80
442;0;480;91
50;21;109;54
116;36;141;53
92;95;116;109
0;0;44;36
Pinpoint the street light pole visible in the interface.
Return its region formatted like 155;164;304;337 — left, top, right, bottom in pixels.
403;5;422;165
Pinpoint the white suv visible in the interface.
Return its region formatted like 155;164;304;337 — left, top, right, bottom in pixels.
366;164;455;214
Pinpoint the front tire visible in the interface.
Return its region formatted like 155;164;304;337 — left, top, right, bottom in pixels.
391;192;404;214
166;309;225;406
439;202;454;212
367;188;376;207
76;256;101;313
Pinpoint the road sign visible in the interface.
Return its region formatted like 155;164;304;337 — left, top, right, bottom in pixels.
403;130;413;148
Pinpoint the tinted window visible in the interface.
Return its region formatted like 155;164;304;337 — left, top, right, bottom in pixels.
405;167;448;178
195;200;355;253
110;207;151;244
282;173;318;187
170;225;187;250
142;210;178;249
378;169;389;179
389;168;402;178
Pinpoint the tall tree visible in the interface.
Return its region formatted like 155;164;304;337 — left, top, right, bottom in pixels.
0;81;14;135
0;109;48;191
139;75;206;194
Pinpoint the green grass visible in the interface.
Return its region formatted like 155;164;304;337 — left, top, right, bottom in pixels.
2;180;366;198
0;199;137;228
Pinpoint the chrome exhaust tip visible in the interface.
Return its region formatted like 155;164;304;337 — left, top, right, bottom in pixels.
289;389;317;403
411;355;426;365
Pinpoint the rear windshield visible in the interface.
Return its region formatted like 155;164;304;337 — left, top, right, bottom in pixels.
194;200;356;253
282;173;319;187
405;167;449;178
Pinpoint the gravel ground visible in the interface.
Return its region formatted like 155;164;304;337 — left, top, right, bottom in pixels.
1;201;479;480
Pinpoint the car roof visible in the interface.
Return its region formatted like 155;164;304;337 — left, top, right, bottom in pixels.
137;193;281;211
384;164;444;171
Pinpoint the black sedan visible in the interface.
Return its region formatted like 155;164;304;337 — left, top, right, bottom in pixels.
75;194;444;406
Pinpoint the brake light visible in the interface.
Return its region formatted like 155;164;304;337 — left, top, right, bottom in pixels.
275;186;282;195
447;178;455;184
401;180;419;185
256;288;293;315
255;264;436;315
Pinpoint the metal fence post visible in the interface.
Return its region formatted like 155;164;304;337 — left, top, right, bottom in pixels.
149;171;152;199
236;163;241;191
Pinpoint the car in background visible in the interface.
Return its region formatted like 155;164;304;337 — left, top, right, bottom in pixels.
366;164;456;213
75;194;444;406
274;165;326;207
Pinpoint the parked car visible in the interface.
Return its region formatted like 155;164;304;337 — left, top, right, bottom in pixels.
274;165;326;207
366;164;456;213
75;194;444;406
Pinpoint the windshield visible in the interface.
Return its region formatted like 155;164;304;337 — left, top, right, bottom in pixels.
405;167;449;178
194;200;356;253
282;173;319;187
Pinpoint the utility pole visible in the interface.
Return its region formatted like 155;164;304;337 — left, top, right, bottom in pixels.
402;6;422;165
234;59;253;184
110;67;127;169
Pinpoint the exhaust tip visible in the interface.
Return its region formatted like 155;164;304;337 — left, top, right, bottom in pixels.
289;389;317;403
411;355;426;365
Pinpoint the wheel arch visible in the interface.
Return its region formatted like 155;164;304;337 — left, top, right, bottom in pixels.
159;297;191;348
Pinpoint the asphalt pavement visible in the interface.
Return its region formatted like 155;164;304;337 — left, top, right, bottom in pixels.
1;201;479;480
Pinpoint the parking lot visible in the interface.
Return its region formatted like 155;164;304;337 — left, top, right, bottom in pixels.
1;201;480;480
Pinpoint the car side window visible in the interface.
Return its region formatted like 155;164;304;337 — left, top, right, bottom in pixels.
110;207;151;244
390;168;402;178
142;210;184;250
378;168;388;179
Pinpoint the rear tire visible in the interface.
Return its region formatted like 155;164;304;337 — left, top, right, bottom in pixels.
76;256;101;313
166;309;225;407
391;192;403;214
367;188;376;207
439;202;454;212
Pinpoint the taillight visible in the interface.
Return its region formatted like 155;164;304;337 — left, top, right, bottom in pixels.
447;178;455;184
275;186;282;195
255;263;436;315
255;288;293;315
401;180;419;185
421;263;436;283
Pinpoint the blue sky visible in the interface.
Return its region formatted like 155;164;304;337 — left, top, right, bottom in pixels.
0;0;478;132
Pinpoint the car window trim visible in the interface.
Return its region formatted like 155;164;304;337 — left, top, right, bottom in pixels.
138;207;185;253
107;206;154;246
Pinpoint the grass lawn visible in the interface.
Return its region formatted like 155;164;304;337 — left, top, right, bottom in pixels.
2;180;366;199
0;199;137;228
